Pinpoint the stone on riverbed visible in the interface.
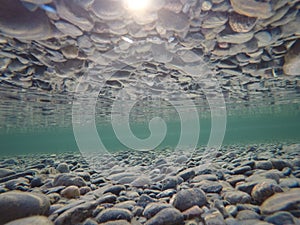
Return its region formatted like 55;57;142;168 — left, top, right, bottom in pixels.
261;188;300;215
53;174;86;187
171;188;207;211
145;208;184;225
0;191;50;224
3;216;53;225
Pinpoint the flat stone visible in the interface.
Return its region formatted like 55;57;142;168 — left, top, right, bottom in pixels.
96;208;132;223
217;32;254;44
54;201;97;225
56;0;94;32
236;210;261;220
197;180;223;193
177;168;195;181
98;220;131;225
255;161;273;170
283;39;300;76
158;9;189;32
279;178;300;189
131;176;152;188
238;219;273;225
137;194;156;208
172;188;206;211
4;216;54;225
255;31;272;48
230;0;274;19
202;12;228;29
103;185;126;195
53;174;86;187
0;191;50;224
182;205;203;220
145;208;184;225
251;181;283;204
223;191;251;204
233;166;252;175
229;12;257;33
0;168;15;178
92;0;123;20
143;203;172;219
265;211;299;225
61;45;79;59
0;0;54;40
54;21;83;37
261;188;300;215
202;209;226;225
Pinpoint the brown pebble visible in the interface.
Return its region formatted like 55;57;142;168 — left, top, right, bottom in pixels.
60;185;80;199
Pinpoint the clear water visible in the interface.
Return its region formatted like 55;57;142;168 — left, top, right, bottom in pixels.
0;85;300;155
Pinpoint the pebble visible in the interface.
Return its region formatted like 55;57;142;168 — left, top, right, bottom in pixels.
223;191;251;204
54;201;97;225
177;168;195;181
196;180;223;193
56;163;70;173
264;211;299;225
145;208;184;225
53;174;86;187
202;208;226;225
98;220;131;225
261;188;300;215
0;191;50;224
255;161;273;170
143;203;172;219
236;209;261;220
283;39;300;76
217;32;254;44
3;216;54;225
158;9;189;32
96;208;133;223
171;188;207;211
60;185;80;199
230;0;274;19
0;1;54;40
131;176;152;188
182;205;203;219
251;181;283;203
0;168;15;178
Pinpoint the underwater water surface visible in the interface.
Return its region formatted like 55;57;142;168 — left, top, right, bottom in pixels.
0;99;300;156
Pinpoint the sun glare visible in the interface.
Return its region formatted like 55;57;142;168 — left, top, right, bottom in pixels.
124;0;150;11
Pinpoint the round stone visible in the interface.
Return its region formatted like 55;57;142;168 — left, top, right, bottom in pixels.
145;208;184;225
53;174;86;187
60;185;80;199
251;182;283;203
171;188;207;211
56;163;70;173
96;208;132;223
261;188;300;214
0;168;15;178
0;191;50;224
0;0;54;40
223;191;251;204
143;203;172;219
201;1;212;11
4;216;54;225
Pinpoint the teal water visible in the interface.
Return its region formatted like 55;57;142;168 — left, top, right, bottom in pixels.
1;103;300;156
